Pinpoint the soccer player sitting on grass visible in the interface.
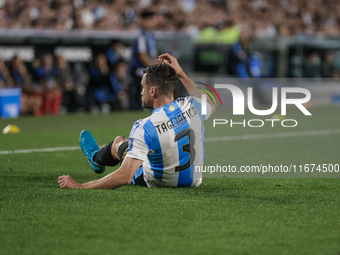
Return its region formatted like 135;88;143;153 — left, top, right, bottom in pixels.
58;53;215;189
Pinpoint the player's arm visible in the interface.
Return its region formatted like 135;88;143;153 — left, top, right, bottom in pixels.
158;53;216;115
58;157;142;189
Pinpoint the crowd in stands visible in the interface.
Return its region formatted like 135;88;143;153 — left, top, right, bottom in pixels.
0;0;340;116
302;51;340;78
0;44;129;116
0;0;339;38
0;42;338;117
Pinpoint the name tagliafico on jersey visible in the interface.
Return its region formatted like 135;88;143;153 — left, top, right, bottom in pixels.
155;106;198;135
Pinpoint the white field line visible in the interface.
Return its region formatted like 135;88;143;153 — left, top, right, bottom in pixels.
0;146;79;155
1;129;340;155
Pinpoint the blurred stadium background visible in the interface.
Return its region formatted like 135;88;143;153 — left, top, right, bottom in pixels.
1;1;340;254
0;0;340;118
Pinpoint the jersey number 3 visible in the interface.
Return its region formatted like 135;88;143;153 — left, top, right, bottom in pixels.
174;128;196;172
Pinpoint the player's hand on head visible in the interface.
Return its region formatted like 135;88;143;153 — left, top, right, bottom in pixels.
58;175;81;189
158;53;184;77
158;53;175;66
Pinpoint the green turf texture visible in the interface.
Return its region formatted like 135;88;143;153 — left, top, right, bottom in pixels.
0;105;339;255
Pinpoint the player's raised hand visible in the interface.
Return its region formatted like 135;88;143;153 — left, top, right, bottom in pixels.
158;53;185;78
58;175;81;189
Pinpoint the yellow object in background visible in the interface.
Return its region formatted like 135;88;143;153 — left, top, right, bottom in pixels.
216;26;241;45
2;124;21;134
198;27;218;43
271;114;286;121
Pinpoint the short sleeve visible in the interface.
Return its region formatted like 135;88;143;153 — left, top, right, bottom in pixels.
125;121;149;162
191;96;212;120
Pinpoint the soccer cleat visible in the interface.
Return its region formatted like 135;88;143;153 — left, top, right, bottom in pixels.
79;130;105;174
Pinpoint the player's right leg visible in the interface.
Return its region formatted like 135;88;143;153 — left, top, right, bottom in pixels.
80;130;147;186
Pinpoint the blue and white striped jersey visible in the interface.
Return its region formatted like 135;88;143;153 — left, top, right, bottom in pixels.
126;96;212;187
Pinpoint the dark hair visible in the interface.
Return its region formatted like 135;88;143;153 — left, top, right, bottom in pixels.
143;64;177;96
140;10;156;19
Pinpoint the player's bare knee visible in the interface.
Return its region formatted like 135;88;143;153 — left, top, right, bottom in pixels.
111;136;128;156
113;135;127;146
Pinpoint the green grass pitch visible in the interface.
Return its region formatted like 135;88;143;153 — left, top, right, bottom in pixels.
0;105;339;255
